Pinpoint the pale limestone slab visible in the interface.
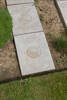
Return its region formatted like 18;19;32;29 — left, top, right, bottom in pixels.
8;4;43;36
6;0;34;5
56;0;67;27
14;32;55;76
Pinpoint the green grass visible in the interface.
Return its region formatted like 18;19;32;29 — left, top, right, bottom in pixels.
55;37;67;54
0;71;67;100
55;31;67;54
0;8;12;48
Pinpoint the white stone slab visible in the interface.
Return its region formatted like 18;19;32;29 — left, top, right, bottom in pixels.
6;0;34;5
14;32;55;76
56;0;67;27
8;4;43;36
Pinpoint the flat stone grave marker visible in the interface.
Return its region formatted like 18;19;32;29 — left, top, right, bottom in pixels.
14;32;55;76
8;4;43;36
56;0;67;27
6;0;34;5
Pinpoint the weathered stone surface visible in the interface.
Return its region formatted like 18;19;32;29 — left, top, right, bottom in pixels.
56;0;67;27
6;0;34;5
14;32;55;76
8;4;43;36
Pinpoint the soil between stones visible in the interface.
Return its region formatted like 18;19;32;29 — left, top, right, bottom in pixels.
0;0;6;9
0;41;21;81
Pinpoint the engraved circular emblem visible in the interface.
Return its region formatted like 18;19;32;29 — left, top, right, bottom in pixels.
26;46;41;59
